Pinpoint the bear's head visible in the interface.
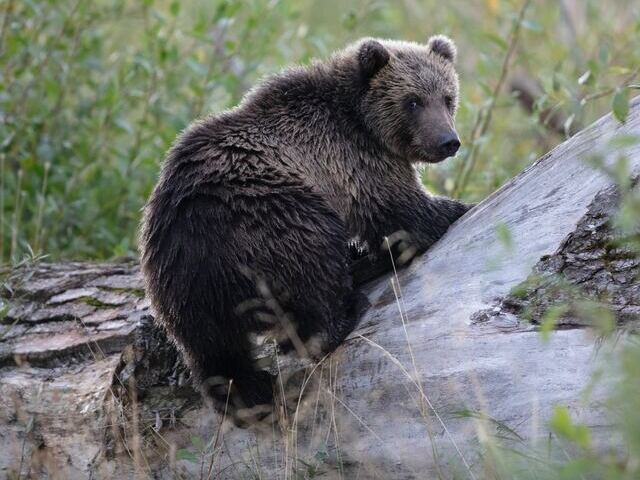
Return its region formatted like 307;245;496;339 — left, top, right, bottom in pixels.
357;36;460;164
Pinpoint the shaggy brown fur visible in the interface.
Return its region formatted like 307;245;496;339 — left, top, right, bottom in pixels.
139;35;472;423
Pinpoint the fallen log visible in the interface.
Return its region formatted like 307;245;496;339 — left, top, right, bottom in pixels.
1;97;639;479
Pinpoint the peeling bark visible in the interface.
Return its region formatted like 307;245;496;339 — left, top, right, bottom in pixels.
473;183;640;332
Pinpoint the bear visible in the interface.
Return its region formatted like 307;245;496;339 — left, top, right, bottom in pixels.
139;35;472;423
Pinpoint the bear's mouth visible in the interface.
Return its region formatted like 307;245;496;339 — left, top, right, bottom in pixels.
409;148;455;164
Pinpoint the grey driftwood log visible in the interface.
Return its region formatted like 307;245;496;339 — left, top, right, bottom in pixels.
1;97;639;479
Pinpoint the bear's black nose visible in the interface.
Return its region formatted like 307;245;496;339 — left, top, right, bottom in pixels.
438;134;461;157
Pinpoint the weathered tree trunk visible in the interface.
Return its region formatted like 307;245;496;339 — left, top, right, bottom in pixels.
1;98;639;479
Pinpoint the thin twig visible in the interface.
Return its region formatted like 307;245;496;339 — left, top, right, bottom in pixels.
0;0;15;57
33;162;50;255
580;66;640;103
453;0;532;197
356;334;477;480
206;381;232;479
1;153;5;264
383;237;476;480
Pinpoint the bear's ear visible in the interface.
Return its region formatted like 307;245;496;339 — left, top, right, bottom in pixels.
427;35;456;63
358;39;390;79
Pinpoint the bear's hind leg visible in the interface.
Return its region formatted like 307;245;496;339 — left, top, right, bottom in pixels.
263;199;360;358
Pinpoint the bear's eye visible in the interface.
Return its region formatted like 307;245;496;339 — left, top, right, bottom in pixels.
444;95;454;110
406;97;422;112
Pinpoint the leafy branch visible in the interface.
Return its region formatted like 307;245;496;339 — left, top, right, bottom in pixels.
452;0;532;198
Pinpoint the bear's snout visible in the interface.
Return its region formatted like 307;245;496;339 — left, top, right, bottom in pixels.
437;132;460;158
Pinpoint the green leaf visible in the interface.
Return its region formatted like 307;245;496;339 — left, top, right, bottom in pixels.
176;448;198;463
314;448;328;463
575;300;615;336
609;65;631;75
169;1;180;16
0;303;9;321
586;59;600;77
191;435;205;451
495;223;513;250
612;88;630;123
550;406;592;450
598;44;610;64
540;304;568;341
552;71;561;93
607;133;640;148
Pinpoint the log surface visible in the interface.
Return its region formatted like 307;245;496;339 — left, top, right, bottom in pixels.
1;97;639;479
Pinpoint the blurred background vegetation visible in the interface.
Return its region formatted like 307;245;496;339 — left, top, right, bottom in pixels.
1;0;639;263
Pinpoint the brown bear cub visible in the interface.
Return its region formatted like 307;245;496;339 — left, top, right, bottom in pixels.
140;35;472;423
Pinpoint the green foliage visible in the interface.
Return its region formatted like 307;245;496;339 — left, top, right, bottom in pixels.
1;0;639;262
472;340;640;480
175;434;207;464
175;447;199;464
612;88;630;123
495;222;514;250
0;0;316;261
550;406;592;450
539;304;569;340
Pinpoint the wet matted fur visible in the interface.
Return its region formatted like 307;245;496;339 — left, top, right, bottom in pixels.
139;35;472;424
